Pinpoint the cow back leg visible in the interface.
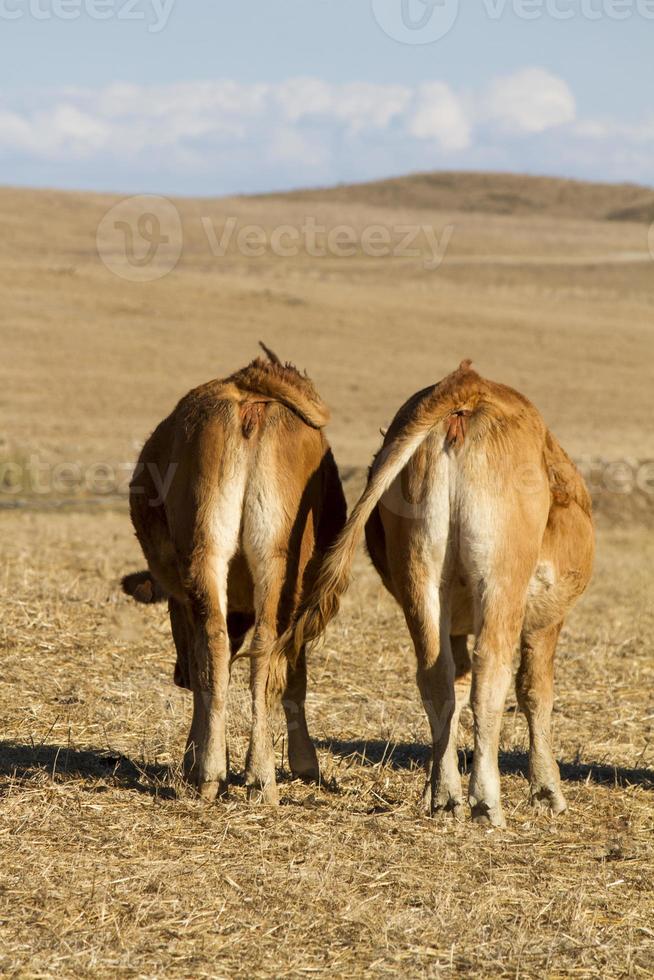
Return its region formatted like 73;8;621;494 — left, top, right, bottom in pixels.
184;592;231;801
243;551;289;804
451;634;472;732
467;592;526;828
169;597;193;690
420;633;471;816
181;445;246;800
399;574;460;816
444;633;471;803
282;646;320;783
516;621;566;815
246;642;278;804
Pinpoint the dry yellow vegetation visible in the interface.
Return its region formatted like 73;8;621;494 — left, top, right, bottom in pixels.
1;173;653;977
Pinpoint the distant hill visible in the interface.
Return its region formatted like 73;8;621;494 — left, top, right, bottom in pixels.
2;171;653;225
605;194;654;224
268;171;654;223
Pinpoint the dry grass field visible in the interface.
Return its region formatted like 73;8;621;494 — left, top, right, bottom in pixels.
1;172;653;977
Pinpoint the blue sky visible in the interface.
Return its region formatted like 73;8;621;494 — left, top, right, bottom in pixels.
1;0;652;194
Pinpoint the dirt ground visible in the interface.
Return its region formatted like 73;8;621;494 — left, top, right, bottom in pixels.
1;176;653;977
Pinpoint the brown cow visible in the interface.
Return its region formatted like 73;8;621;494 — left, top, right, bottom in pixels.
275;361;594;827
123;345;346;803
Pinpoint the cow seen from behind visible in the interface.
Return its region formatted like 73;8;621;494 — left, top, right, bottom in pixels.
275;361;594;827
123;345;346;803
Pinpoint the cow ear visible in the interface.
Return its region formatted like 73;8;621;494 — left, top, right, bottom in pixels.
258;341;282;364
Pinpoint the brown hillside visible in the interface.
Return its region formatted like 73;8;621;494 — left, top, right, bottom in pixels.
607;193;654;223
269;170;654;222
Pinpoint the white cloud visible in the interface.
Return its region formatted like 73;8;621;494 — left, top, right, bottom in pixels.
46;105;111;155
0;71;651;193
407;82;471;150
272;79;413;137
485;68;576;134
0;111;34;154
573;117;654;144
0;77;463;165
267;126;327;169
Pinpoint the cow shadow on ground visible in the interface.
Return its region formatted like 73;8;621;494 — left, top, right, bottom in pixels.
0;741;178;799
0;741;324;799
315;738;654;790
3;739;651;799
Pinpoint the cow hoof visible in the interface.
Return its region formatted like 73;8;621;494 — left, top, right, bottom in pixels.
246;782;279;805
530;785;567;816
290;763;321;784
423;790;464;820
470;801;506;828
194;778;228;802
434;800;464;821
432;796;464;820
288;747;320;784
